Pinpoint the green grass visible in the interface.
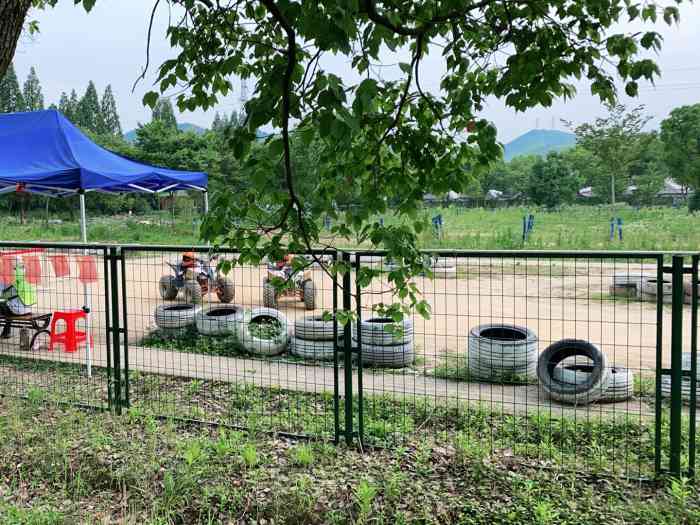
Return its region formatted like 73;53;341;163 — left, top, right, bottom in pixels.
4;204;700;251
0;396;699;524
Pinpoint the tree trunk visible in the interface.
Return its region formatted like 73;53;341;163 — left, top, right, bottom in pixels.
0;1;31;79
610;172;616;206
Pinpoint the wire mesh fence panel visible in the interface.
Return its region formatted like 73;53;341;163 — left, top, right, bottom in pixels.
0;243;111;409
119;247;340;440
353;251;671;478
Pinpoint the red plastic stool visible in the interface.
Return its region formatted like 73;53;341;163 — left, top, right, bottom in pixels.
48;309;93;353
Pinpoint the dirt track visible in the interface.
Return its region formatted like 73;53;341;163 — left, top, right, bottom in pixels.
3;251;695;414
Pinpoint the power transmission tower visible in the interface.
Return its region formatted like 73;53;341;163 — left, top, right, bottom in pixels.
239;78;249;115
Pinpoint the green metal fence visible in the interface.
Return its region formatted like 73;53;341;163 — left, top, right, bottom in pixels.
0;241;698;479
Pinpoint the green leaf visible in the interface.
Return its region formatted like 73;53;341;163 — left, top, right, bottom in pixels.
142;91;159;108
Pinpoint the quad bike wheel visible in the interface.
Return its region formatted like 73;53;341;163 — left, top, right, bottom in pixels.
159;275;178;300
303;279;316;310
184;279;204;304
216;275;235;303
262;280;278;308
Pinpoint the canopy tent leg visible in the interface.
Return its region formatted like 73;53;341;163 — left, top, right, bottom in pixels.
79;191;92;378
204;190;209;214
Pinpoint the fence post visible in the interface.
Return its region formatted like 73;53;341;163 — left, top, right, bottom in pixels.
689;255;698;478
669;255;685;476
108;246;122;415
355;252;364;446
342;251;353;445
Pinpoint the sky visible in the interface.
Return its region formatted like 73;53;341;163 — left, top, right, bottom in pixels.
12;1;700;143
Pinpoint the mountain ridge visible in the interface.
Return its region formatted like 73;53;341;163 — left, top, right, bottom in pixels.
503;129;576;160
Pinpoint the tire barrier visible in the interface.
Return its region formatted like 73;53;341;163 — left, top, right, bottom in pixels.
640;277;672;304
610;273;648;299
353;317;414;367
537;339;609;404
552;364;634;402
685;281;699;305
195;305;249;336
291;315;339;361
237;307;290;356
154;304;201;336
467;324;538;381
661;353;700;405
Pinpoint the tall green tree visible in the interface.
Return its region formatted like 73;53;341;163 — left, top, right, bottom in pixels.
527;152;582;208
211;112;224;133
0;62;24;112
76;81;104;133
100;84;122;136
568;104;652;205
151;98;177;130
22;66;44;111
660;104;700;210
67;89;79;121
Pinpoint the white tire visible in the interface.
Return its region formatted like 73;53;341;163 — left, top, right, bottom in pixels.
552;364;634;402
353;317;413;346
294;315;336;341
195;305;248;336
467;324;538;381
641;277;672;304
661;352;700;404
238;307;290;356
290;337;337;360
154;304;201;330
431;266;458;279
360;341;414;367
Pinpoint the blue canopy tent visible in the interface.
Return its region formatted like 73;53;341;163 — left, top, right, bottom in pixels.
0;109;209;242
0;109;208;377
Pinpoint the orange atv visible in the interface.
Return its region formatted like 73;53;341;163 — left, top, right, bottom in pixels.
262;255;316;310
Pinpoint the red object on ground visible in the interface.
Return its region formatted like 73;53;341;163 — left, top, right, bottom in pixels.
0;256;16;285
48;309;93;353
49;254;71;278
22;255;42;285
76;255;98;283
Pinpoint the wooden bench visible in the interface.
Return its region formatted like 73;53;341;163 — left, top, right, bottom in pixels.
0;312;52;350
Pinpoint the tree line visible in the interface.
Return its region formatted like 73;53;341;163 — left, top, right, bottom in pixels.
480;103;700;211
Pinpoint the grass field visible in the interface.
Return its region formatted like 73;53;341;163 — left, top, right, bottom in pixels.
0;395;698;524
3;204;699;251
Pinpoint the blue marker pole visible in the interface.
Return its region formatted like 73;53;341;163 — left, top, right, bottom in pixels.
522;216;528;242
617;217;623;242
609;218;615;241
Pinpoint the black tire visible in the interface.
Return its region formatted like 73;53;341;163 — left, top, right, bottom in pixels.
303;280;316;310
216;276;235;303
183;280;203;304
537;339;609;404
154;304;201;330
262;281;278;308
353;317;413;346
294;315;336;341
159;275;178;300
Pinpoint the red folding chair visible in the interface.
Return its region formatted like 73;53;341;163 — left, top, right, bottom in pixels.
0;256;16;285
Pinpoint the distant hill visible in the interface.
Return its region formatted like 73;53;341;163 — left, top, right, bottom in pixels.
123;122;207;142
503;129;576;161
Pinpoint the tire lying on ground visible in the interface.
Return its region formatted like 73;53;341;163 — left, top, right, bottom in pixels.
195;305;249;336
431;265;458;279
154;304;201;334
661;352;700;404
685;281;699;305
237;307;290;356
537;339;610;405
354;317;413;346
290;337;338;360
552;364;634;402
611;273;648;298
352;317;415;367
294;315;337;341
640;277;672;304
467;324;538;381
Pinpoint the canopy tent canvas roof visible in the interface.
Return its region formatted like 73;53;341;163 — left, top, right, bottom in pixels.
0;109;207;199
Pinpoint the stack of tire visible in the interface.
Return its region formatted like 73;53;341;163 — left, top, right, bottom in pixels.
354;317;414;367
154;304;201;336
194;305;250;337
685;281;699;305
538;339;634;404
236;307;290;356
661;352;700;404
641;276;672;304
290;315;339;361
467;324;538;381
610;273;648;299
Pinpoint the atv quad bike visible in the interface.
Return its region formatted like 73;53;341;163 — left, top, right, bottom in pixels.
262;256;316;310
159;252;235;304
